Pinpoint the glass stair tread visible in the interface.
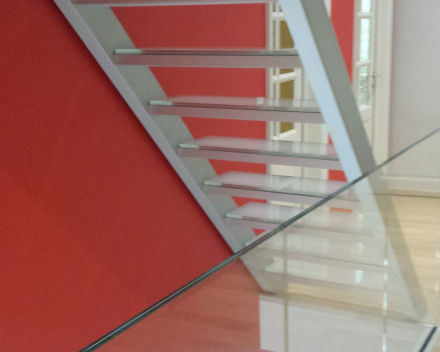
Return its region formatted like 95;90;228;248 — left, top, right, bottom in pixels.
265;258;395;292
204;171;353;199
226;202;368;235
114;49;302;68
148;96;323;123
261;233;384;266
179;137;338;160
73;0;273;4
116;48;299;56
149;96;320;113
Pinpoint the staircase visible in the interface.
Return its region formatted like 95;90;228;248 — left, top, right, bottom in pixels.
55;0;425;320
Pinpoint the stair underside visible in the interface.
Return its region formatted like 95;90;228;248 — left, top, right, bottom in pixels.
114;49;302;68
203;171;356;207
178;136;342;169
148;96;324;123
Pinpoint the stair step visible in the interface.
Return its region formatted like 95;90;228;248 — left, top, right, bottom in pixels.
178;137;342;169
148;96;323;123
258;232;385;267
73;0;274;6
226;202;380;244
114;49;302;68
226;202;364;233
265;258;396;292
203;171;356;207
257;248;384;273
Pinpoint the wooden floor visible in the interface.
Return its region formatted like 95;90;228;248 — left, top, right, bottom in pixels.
391;195;440;350
97;194;440;351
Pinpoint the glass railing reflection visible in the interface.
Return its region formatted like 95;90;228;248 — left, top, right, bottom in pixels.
82;129;440;352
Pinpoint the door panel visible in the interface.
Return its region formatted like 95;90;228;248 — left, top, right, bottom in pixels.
354;0;377;143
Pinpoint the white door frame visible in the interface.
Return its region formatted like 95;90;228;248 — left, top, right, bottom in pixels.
371;0;394;164
353;0;394;165
353;0;377;145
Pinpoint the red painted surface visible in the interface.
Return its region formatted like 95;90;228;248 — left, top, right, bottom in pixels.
0;2;264;351
331;0;355;80
329;0;355;182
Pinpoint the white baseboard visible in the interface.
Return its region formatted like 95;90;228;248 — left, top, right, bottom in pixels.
382;176;440;195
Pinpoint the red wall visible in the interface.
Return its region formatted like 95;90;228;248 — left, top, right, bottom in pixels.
332;0;355;81
0;1;354;351
329;0;355;182
0;2;265;351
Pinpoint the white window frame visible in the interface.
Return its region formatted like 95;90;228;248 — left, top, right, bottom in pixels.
353;0;395;164
266;2;302;142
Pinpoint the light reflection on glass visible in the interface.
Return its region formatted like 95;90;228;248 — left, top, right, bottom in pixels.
355;270;363;284
361;0;372;12
360;18;371;61
358;65;371;106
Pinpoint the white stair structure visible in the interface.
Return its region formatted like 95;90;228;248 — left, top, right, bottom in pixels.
72;0;275;5
148;96;324;123
114;48;302;67
55;0;429;343
226;202;369;235
178;136;342;169
203;171;357;207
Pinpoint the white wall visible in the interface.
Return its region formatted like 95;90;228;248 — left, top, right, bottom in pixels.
388;0;440;179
